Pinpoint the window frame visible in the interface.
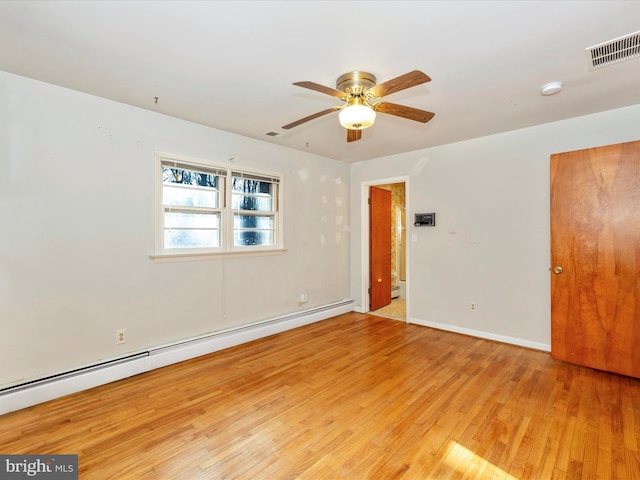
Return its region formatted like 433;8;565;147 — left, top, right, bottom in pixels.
154;153;284;259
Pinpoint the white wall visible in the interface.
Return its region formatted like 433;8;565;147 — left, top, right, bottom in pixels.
0;71;350;388
350;104;640;349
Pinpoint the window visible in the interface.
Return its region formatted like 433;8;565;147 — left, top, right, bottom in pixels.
161;161;224;250
232;172;279;247
156;154;282;256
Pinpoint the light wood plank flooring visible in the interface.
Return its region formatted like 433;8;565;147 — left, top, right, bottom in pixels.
1;313;639;479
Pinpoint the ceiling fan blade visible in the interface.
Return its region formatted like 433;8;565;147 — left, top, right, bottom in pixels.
347;129;362;142
293;81;346;99
375;102;435;123
282;107;340;129
368;70;431;98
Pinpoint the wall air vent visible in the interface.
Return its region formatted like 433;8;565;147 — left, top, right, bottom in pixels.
586;31;640;70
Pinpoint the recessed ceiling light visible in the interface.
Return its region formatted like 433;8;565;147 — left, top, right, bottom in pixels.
541;82;563;96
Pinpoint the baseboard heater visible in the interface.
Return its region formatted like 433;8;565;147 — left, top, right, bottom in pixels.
0;352;149;395
0;299;354;414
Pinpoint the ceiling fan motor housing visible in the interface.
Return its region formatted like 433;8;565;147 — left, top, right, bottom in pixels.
336;71;377;96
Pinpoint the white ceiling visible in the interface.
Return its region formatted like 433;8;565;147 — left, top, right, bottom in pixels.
1;1;639;163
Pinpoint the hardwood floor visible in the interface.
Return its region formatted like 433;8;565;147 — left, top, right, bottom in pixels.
1;312;639;479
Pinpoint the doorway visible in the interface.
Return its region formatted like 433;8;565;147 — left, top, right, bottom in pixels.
367;180;407;321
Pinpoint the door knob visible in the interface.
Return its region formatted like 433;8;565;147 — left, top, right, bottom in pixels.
553;266;563;274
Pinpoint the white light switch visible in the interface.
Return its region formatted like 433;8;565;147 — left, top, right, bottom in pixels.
411;233;418;243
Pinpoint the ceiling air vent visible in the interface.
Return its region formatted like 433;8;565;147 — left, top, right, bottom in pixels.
265;131;280;137
586;31;640;70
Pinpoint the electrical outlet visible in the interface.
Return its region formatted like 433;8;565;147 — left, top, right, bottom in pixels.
470;302;477;312
116;329;126;344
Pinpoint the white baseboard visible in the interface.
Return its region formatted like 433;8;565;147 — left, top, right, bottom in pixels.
0;299;354;415
408;317;551;352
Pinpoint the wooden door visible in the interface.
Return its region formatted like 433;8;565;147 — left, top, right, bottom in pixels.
550;140;640;378
370;186;392;311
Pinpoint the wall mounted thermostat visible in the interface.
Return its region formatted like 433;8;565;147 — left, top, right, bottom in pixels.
414;213;436;227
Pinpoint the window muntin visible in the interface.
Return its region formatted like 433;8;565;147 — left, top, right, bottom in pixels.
157;156;282;255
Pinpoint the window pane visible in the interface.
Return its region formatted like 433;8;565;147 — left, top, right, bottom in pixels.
163;167;218;188
231;194;272;211
164;229;220;249
164;185;218;208
233;230;273;246
233;214;273;229
165;211;220;229
231;177;274;212
232;178;272;194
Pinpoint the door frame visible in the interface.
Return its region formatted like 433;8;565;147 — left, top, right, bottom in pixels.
359;176;410;319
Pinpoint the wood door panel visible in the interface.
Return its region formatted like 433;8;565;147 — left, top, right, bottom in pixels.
550;140;640;378
370;186;392;311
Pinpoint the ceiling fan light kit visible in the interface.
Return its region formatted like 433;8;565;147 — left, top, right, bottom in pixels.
283;70;434;142
338;97;376;130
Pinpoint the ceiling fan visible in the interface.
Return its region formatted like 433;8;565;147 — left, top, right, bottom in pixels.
282;70;434;142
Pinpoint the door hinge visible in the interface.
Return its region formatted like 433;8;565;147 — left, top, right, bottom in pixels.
368;287;371;294
368;197;371;205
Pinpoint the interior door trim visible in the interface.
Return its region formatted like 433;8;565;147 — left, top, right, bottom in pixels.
359;176;410;318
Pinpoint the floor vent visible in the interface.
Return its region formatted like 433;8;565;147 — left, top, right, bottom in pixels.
586;31;640;70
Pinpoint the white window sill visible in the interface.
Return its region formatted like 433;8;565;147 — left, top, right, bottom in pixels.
149;248;287;263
